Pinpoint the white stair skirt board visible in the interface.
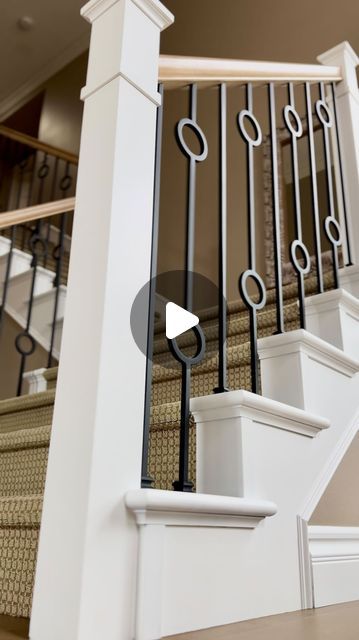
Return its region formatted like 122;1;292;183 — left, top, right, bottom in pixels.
309;526;359;607
305;288;359;361
126;490;277;640
0;235;66;361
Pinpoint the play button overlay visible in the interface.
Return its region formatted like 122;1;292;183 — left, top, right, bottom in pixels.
130;270;226;371
165;303;199;340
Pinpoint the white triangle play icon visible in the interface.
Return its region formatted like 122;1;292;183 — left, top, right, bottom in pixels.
165;302;199;340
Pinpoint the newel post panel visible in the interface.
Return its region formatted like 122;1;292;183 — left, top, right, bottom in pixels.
30;1;174;640
318;42;359;265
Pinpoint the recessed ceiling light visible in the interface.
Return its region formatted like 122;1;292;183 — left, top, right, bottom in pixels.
17;16;35;31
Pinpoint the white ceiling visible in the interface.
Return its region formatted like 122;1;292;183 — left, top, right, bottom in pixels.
0;0;89;118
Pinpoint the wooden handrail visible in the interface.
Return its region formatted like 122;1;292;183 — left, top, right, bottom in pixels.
158;55;342;87
0;125;78;165
0;197;75;230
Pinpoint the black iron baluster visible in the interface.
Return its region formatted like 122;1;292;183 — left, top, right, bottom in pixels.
21;153;37;250
237;83;267;394
268;83;284;333
47;212;67;368
330;82;353;267
317;82;342;288
214;83;229;393
305;82;324;294
47;163;73;366
44;157;59;269
0;145;27;328
169;83;207;491
15;228;46;396
141;85;164;489
284;83;310;329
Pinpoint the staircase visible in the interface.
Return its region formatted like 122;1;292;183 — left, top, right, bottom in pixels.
0;271;343;618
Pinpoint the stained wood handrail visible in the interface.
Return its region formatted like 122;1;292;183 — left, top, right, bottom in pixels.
0;197;75;230
158;55;342;87
0;125;78;165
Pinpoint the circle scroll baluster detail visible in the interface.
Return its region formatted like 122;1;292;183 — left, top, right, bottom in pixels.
283;105;303;138
237;110;262;147
176;118;208;162
290;239;311;275
238;269;267;312
315;100;333;128
167;324;206;368
324;216;342;248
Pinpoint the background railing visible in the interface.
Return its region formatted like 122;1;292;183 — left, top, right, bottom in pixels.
0;199;74;397
141;56;352;491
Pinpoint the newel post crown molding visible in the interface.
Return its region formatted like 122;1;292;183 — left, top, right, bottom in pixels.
81;0;174;103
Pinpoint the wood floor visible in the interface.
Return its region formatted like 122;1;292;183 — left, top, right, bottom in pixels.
0;602;358;639
0;616;28;640
165;601;359;640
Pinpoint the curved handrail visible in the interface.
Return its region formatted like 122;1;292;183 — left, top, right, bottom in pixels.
0;125;78;165
0;197;75;230
158;55;342;88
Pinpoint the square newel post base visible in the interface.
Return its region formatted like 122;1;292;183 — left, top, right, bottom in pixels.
305;288;359;361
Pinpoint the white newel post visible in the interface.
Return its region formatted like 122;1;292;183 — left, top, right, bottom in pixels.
318;42;359;271
29;2;174;640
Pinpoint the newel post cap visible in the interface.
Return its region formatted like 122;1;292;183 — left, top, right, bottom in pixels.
81;0;174;30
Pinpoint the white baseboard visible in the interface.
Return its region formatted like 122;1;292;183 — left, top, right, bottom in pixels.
309;526;359;607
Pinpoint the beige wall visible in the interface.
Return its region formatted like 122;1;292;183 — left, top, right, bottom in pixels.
38;52;88;155
310;433;359;526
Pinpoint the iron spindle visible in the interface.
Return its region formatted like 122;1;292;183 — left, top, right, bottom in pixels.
284;83;309;329
15;231;40;396
44;157;60;269
141;84;164;489
305;82;324;294
47;211;67;368
0;144;25;328
318;82;341;288
171;83;207;491
331;82;353;267
268;83;284;333
238;83;266;394
214;83;229;393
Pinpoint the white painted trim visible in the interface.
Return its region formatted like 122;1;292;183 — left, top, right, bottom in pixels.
308;526;359;607
81;0;174;29
125;489;277;528
0;33;89;121
22;368;47;395
297;517;314;610
191;389;329;438
258;328;359;377
305;287;359;318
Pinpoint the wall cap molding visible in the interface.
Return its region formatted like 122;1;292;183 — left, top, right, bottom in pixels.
258;328;359;378
309;525;359;563
191;389;329;438
125;489;277;528
81;0;174;30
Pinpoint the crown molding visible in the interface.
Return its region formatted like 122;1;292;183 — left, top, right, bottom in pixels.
82;0;174;30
